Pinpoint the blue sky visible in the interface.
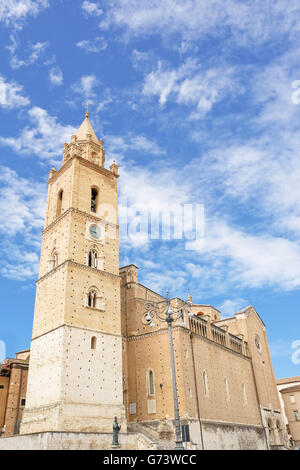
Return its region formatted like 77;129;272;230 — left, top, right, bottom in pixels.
0;0;300;378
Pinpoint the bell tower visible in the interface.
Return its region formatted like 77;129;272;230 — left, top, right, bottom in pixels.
20;110;126;434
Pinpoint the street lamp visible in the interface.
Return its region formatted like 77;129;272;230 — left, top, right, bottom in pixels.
142;290;193;450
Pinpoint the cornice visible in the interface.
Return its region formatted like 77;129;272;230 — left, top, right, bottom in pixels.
37;259;121;284
43;206;119;234
48;155;118;185
31;323;122;343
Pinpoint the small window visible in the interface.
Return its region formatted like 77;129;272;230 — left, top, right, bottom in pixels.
148;370;155;396
86;289;104;310
203;370;209;397
49;250;58;271
91;188;98;213
91;336;96;350
20;398;26;407
294;410;300;421
0;385;4;389
290;395;296;403
181;424;190;443
88;249;98;268
56;189;63;217
88;290;96;308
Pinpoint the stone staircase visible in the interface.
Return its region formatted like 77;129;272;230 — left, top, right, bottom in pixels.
128;422;177;450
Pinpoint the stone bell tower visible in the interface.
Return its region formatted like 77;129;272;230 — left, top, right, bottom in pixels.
20;109;126;434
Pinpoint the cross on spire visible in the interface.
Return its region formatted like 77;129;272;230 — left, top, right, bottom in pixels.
85;103;89;118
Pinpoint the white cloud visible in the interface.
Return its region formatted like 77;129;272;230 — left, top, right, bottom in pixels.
217;298;247;317
0;0;49;28
116;154;300;294
202;218;300;291
106;134;165;157
7;36;48;69
49;66;63;86
143;59;238;116
77;37;107;53
96;88;114;112
70;74;100;103
0;107;76;162
81;1;103;17
0;75;30;109
0;165;46;280
102;0;300;44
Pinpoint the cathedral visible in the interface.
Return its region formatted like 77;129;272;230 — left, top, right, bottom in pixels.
0;112;288;450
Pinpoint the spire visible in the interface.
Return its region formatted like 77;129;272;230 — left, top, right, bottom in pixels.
75;105;99;144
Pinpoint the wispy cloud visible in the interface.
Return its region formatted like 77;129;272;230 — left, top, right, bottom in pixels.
7;35;48;69
102;0;300;44
77;37;107;53
142;58;239;117
81;1;103;17
0;165;46;280
217;298;247;317
70;74;100;104
106;134;165;158
0;75;30;109
0;0;49;29
49;66;63;86
0;107;76;163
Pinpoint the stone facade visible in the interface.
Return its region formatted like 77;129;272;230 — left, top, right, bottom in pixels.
0;113;288;450
120;268;288;450
277;377;300;447
0;351;29;436
20;113;125;436
0;376;9;431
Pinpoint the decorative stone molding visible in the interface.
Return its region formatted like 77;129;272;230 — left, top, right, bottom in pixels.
43;206;119;235
37;259;121;284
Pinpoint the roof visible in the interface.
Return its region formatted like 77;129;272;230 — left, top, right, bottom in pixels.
75;116;99;144
235;304;266;327
279;384;300;394
120;264;139;270
276;376;300;386
192;304;221;313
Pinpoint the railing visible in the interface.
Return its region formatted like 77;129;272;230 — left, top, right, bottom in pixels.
189;315;249;357
211;324;226;347
189;316;208;338
229;334;242;354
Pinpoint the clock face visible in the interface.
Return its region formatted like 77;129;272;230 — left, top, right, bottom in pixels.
89;224;101;240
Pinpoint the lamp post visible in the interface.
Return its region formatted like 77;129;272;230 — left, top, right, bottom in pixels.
142;291;193;450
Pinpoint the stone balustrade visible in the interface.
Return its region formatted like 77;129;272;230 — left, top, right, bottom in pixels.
188;315;250;357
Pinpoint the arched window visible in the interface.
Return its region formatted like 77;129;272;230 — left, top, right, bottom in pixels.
91;336;97;350
86;288;104;310
53;251;58;268
49;250;58;271
203;370;209;397
148;370;155;396
225;377;230;402
242;383;248;405
56;189;63;217
88;248;98;268
87;289;97;308
91;187;98;213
